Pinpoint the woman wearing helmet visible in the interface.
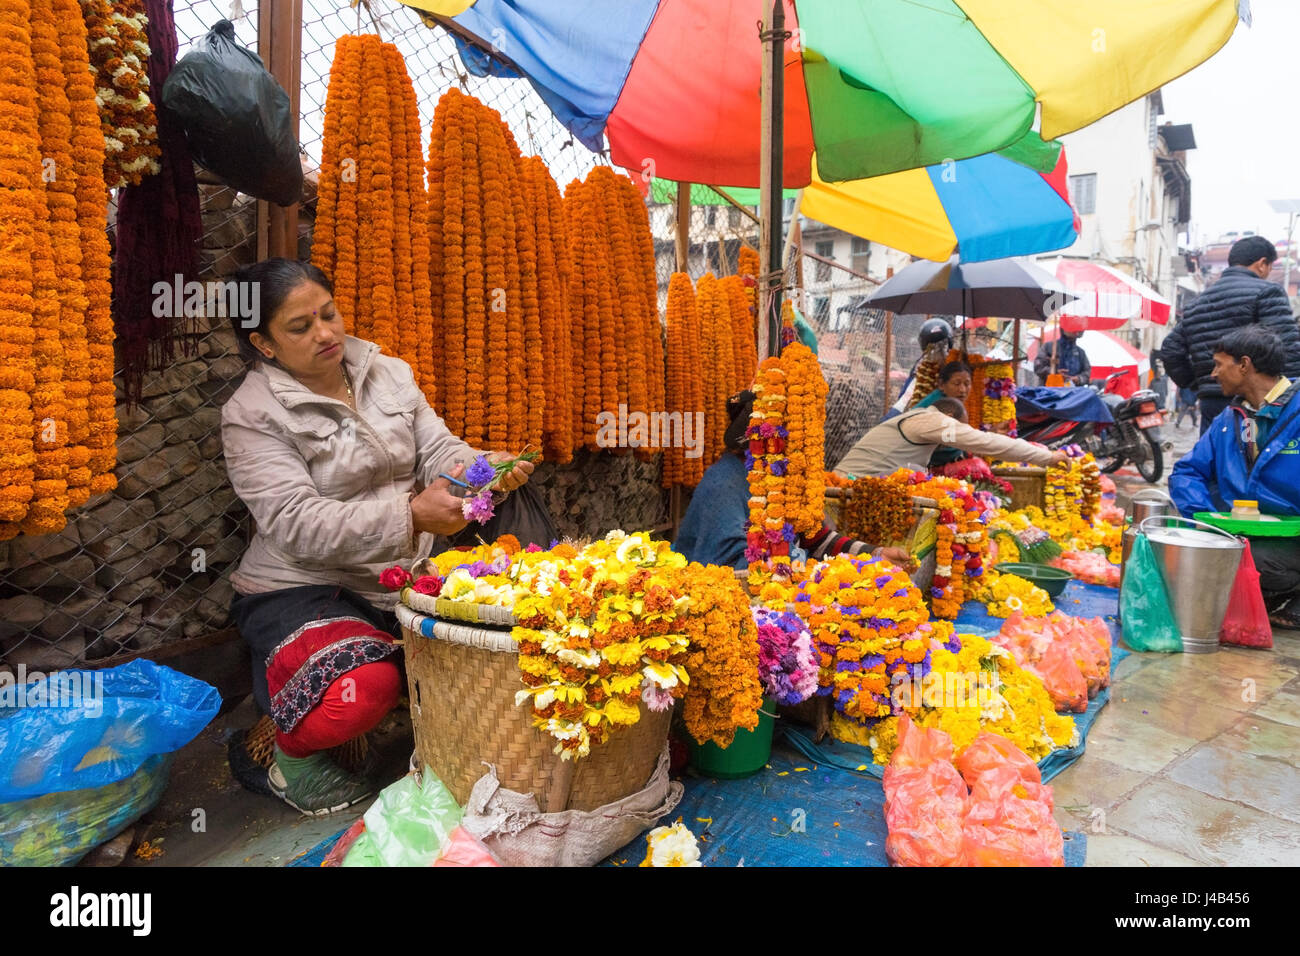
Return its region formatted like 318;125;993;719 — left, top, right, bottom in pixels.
882;318;954;420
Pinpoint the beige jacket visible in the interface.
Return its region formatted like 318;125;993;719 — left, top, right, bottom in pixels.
221;335;480;610
834;407;1056;478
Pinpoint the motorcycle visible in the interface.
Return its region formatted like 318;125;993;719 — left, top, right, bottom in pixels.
1016;371;1170;482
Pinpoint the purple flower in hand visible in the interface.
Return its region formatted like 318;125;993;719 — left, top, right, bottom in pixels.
466;455;495;489
462;488;495;524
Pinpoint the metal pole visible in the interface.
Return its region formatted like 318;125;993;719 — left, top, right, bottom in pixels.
758;0;786;359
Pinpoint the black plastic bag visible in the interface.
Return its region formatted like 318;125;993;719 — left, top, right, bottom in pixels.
161;19;302;206
446;483;558;550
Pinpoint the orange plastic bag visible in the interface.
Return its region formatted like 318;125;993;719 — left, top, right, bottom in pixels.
955;732;1042;789
1080;616;1112;686
883;716;968;867
1052;618;1104;697
1026;640;1087;713
963;770;1064;867
1219;540;1273;649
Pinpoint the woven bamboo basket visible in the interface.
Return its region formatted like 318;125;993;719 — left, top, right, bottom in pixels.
992;466;1046;511
401;587;518;626
398;605;670;813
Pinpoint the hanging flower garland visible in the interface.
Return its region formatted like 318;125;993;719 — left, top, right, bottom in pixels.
0;0;43;537
598;168;647;444
677;563;764;748
891;470;989;618
79;0;161;189
981;361;1016;436
523;156;573;463
66;0;117;497
662;272;700;488
721;275;755;395
745;357;793;582
696;273;734;467
621;177;665;440
781;341;827;534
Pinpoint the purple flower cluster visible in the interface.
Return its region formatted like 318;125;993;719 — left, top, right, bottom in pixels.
461;488;495;523
466;454;496;488
752;607;819;706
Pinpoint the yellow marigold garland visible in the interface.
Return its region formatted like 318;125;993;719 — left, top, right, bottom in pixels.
781;341;827;534
662;272;699;488
79;0;160;189
313;33;358;334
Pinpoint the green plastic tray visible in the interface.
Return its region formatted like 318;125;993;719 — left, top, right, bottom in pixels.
1195;511;1300;537
993;562;1072;598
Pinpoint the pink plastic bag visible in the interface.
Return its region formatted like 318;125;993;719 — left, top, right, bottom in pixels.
1220;540;1273;649
432;826;500;867
883;716;968;867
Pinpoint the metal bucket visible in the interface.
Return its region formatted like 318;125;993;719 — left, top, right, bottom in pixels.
1138;516;1243;654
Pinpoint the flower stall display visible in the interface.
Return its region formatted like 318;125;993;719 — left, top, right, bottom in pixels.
893;471;989;619
847;632;1078;764
792;554;955;729
640;821;702;867
80;0;161;189
663;272;705;488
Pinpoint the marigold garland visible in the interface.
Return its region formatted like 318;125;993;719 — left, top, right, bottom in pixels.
79;0;160;189
0;0;43;536
696;273;734;467
981;361;1016;436
721;274;757;394
841;477;913;546
781;342;827;534
662;272;702;488
677;563;764;748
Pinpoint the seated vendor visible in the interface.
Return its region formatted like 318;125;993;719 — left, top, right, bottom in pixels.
835;398;1067;478
1034;328;1091;386
915;360;973;468
1169;326;1300;628
220;258;534;815
674;391;913;571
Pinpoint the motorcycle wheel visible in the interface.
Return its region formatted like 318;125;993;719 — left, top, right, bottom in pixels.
1135;427;1164;483
1092;427;1125;474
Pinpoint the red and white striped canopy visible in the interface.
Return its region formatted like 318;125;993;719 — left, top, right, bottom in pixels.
1046;257;1171;332
1028;327;1150;380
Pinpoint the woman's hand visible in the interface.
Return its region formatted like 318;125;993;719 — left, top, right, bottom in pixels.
411;463;471;535
488;451;534;493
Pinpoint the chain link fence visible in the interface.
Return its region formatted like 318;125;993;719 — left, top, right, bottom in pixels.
1;0;913;674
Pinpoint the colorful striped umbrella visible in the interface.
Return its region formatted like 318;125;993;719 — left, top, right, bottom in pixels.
403;0;1244;188
1047;257;1173;331
650;142;1080;263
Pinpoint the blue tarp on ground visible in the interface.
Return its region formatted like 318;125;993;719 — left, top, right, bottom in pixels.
1016;385;1113;424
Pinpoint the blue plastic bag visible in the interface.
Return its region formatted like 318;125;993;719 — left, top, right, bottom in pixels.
1119;535;1183;653
0;659;221;801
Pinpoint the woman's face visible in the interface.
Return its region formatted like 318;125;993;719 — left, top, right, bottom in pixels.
942;371;972;401
249;280;345;378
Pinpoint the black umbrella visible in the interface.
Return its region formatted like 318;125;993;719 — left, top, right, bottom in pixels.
864;255;1078;321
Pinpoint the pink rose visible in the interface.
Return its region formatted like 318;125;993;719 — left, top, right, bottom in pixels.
411;574;443;596
379;566;412;591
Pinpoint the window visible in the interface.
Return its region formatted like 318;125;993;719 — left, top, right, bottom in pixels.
728;206;743;228
705;205;717;227
851;237;871;275
814;240;834;281
813;296;830;326
1068;173;1096;215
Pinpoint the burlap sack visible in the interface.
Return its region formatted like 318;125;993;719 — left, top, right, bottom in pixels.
460;747;682;867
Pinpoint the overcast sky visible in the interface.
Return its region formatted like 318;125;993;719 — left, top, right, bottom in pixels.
1162;0;1300;248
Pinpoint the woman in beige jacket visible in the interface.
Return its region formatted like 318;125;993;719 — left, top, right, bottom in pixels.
220;258;533;815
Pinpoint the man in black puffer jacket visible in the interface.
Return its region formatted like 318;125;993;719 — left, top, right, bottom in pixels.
1163;236;1300;434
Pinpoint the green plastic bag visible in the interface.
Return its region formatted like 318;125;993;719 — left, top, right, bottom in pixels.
341;767;462;867
1120;534;1183;653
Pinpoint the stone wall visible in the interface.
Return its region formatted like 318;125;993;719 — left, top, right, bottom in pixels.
0;173;669;673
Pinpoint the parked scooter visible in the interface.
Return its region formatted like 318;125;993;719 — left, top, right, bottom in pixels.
1016;371;1170;482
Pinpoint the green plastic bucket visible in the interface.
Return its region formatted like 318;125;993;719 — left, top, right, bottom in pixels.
686;697;776;779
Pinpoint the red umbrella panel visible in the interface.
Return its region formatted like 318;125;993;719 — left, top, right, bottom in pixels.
1046;258;1171;333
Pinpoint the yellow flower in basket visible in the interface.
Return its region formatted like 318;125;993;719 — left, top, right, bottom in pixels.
602;697;642;726
601;641;643;666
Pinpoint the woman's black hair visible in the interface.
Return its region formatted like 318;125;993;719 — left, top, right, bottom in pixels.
724;390;756;453
938;360;972;383
228;258;334;365
1212;325;1285;377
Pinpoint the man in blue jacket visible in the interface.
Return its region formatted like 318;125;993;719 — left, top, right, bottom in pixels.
1169;326;1300;626
1162;235;1300;435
